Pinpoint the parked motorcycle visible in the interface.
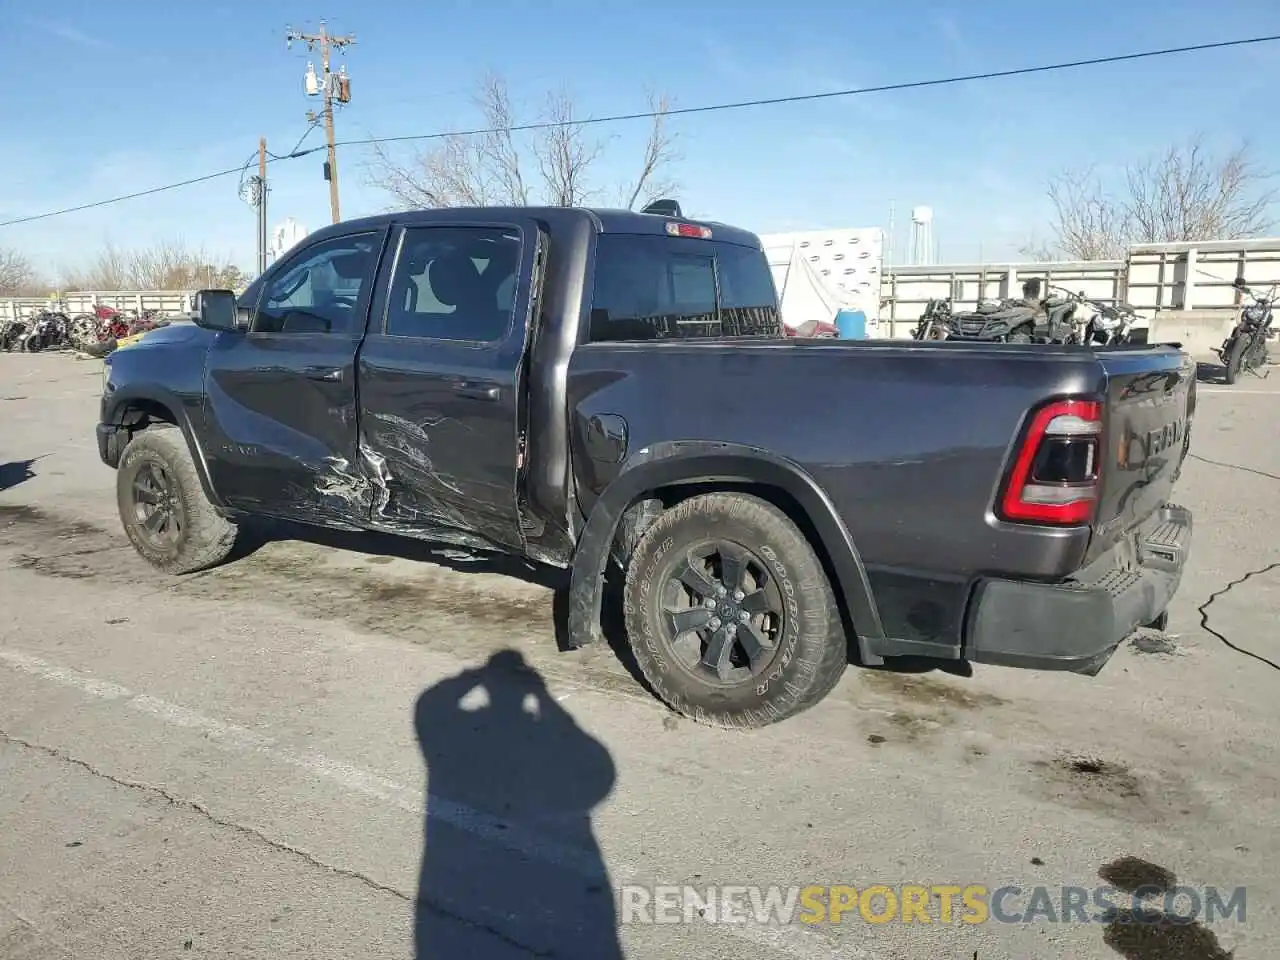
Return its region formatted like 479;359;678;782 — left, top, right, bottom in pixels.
1217;277;1275;384
1046;287;1140;346
1081;300;1141;346
69;313;102;351
912;298;954;340
20;310;72;352
0;318;27;352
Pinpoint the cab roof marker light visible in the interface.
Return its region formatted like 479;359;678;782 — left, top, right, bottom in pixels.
665;222;712;239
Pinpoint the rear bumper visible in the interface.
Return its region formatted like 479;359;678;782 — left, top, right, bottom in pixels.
964;502;1192;675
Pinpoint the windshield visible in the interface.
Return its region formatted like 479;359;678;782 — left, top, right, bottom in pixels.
588;234;781;342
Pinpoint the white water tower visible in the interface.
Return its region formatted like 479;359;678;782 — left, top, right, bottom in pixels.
910;206;934;266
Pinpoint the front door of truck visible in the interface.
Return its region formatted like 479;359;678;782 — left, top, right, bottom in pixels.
202;228;388;523
355;219;546;551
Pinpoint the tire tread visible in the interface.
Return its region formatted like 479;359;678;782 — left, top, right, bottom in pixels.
117;425;238;575
622;492;847;729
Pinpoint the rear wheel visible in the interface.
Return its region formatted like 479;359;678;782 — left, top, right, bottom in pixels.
622;492;848;728
1224;335;1249;384
116;426;238;574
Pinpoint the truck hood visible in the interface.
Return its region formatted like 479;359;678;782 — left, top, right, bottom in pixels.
113;320;212;352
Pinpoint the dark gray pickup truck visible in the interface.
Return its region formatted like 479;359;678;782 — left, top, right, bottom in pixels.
97;204;1196;727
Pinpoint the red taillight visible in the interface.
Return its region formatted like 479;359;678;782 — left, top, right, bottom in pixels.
999;399;1104;526
665;221;713;239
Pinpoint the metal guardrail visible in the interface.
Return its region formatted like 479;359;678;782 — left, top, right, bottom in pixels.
880;238;1280;339
0;291;197;323
7;239;1280;340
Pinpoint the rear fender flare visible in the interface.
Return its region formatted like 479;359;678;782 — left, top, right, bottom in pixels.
566;441;885;663
105;385;223;508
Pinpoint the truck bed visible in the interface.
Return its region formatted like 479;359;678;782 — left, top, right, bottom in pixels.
564;337;1195;652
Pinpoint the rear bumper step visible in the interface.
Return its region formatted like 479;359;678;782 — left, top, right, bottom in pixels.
962;502;1192;675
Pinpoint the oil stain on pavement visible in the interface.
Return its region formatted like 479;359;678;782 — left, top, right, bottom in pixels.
1095;856;1235;960
1028;753;1208;825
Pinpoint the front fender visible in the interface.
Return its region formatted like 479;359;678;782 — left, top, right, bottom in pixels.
566;440;886;664
102;382;223;509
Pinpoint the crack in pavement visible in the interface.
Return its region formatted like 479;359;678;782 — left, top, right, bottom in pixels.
0;728;553;957
1188;453;1280;483
1196;562;1280;671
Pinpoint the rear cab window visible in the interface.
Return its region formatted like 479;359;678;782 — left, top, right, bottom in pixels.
587;233;781;342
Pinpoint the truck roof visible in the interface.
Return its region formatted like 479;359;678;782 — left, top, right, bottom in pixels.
301;206;764;249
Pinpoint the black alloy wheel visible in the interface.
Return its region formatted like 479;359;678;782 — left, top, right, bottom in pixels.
129;460;184;548
658;539;786;686
621;492;848;728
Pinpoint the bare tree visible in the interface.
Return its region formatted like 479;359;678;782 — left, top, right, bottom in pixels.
59;241;131;290
1015;237;1059;262
364;73;680;211
1125;138;1275;243
0;249;43;296
534;87;605;207
1035;136;1278;260
60;239;246;290
621;92;681;210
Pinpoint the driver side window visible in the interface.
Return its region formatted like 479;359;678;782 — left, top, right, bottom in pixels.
252;232;379;336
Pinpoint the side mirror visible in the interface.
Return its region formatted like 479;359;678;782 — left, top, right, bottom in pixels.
1232;277;1247;289
193;289;239;331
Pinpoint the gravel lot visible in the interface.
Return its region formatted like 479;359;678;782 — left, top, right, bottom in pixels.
1;350;1277;960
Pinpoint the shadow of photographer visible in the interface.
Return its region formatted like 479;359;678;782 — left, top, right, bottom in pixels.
413;649;622;958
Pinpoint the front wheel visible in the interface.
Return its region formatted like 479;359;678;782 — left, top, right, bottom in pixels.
1224;335;1249;384
116;426;239;574
1008;326;1033;344
622;492;848;728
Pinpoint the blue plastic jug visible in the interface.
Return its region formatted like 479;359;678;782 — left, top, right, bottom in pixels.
834;309;866;339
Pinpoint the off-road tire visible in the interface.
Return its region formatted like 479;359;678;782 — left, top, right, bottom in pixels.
622;492;847;729
116;425;238;574
1224;336;1248;384
1008;327;1033;344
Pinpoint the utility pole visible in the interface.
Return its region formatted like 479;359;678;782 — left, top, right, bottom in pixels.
287;21;354;224
243;138;270;277
257;138;268;275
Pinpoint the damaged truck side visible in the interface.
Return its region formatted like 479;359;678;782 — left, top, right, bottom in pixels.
97;206;1196;728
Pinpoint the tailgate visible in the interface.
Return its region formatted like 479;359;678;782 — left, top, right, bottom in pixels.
1086;347;1196;562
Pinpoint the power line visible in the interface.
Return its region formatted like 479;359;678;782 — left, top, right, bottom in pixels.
0;165;253;228
3;32;1278;230
334;33;1280;149
269;119;324;161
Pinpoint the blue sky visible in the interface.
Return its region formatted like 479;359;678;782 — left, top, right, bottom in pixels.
2;0;1279;277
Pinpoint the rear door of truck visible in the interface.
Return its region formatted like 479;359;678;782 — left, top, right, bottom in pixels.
1086;346;1197;563
354;216;548;551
